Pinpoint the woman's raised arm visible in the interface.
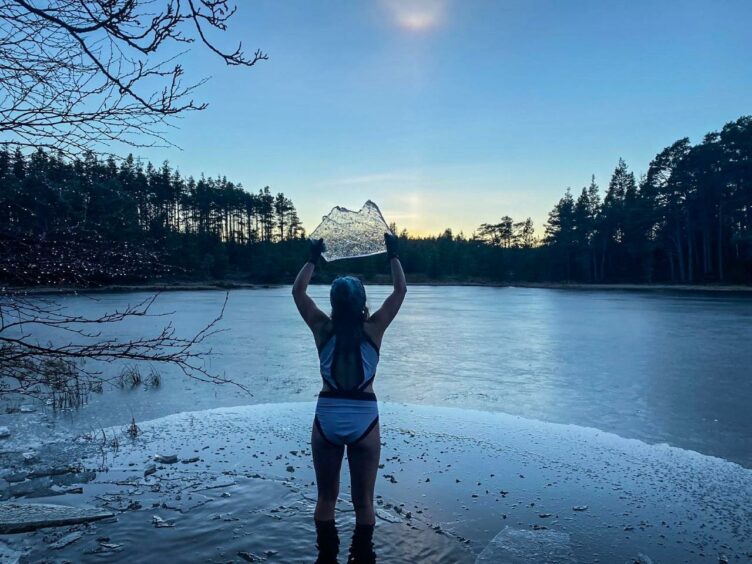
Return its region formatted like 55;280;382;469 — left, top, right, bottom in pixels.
369;233;407;336
292;239;329;331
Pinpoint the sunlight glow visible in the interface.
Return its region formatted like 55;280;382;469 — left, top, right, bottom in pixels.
383;0;448;32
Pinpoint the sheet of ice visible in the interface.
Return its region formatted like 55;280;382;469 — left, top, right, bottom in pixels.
0;503;114;533
475;527;575;563
309;200;391;262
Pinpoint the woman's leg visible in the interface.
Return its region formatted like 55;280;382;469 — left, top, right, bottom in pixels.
346;422;381;525
311;421;345;521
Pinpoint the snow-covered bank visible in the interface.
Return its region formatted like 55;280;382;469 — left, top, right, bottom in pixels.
2;402;751;562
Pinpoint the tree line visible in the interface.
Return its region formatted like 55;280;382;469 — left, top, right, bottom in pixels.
543;115;752;283
0;148;305;284
1;115;751;287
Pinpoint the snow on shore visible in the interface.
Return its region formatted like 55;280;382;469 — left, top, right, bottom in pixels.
3;402;751;562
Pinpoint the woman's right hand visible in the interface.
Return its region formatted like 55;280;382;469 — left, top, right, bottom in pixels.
308;238;325;265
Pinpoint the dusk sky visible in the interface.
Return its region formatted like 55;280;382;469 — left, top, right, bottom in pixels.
137;0;752;237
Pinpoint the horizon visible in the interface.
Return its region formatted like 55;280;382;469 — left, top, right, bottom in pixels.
111;0;751;237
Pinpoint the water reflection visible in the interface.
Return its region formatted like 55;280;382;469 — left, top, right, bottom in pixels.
315;521;376;563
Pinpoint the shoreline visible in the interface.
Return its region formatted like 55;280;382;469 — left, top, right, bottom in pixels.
8;279;752;295
2;401;750;562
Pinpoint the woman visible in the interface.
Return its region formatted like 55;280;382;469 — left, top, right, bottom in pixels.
292;232;406;563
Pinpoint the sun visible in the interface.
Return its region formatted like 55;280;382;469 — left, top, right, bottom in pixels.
383;0;448;33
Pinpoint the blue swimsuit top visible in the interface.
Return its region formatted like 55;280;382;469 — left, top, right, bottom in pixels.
318;332;380;392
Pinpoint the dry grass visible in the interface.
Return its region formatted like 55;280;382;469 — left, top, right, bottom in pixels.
126;416;140;439
118;366;142;389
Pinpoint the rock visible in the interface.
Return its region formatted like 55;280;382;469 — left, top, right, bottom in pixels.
0;543;25;563
181;457;200;464
154;454;178;464
0;426;10;439
3;472;27;483
50;470;95;491
2;478;58;500
144;463;157;477
0;503;115;533
100;543;123;550
210;512;239;521
83;539;124;555
202;477;235;490
50;530;85;549
237;551;264;562
151;515;174;528
286;465;295;473
375;508;402;523
27;466;78;478
85;541;124;554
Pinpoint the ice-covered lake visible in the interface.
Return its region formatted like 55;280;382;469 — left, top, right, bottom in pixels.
14;285;752;468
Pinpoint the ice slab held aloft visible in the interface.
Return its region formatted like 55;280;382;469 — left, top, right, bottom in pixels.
310;200;391;262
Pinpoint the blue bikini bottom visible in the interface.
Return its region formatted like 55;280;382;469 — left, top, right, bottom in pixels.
314;390;379;447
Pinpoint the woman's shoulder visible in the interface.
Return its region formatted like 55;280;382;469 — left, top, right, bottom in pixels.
313;319;334;349
363;320;384;350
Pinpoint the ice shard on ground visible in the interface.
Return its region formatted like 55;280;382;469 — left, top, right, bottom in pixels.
309;200;391;262
0;503;115;533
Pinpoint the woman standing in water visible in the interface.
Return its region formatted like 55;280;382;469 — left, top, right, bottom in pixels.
292;233;406;563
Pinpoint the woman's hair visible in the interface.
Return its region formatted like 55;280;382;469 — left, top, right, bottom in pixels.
330;276;368;350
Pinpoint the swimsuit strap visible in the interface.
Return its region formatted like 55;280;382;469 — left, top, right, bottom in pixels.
318;329;379;391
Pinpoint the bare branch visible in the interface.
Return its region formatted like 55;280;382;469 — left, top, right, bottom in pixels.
0;0;266;157
0;288;245;406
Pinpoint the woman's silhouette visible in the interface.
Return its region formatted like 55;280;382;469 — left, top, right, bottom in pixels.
292;233;406;563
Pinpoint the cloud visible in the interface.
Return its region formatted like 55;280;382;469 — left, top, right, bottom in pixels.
382;0;448;33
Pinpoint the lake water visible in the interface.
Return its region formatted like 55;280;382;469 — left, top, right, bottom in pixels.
17;285;752;468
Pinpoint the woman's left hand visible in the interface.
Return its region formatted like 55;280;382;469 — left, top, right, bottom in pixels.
308;238;325;265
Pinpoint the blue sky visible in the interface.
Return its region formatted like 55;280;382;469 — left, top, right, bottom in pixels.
137;0;752;236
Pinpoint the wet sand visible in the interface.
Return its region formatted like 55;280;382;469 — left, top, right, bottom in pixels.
2;402;751;562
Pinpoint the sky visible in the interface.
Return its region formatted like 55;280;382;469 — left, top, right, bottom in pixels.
135;0;752;237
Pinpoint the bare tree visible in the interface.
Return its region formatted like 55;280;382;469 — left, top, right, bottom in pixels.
0;230;242;405
0;291;237;407
0;2;262;403
0;0;267;156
